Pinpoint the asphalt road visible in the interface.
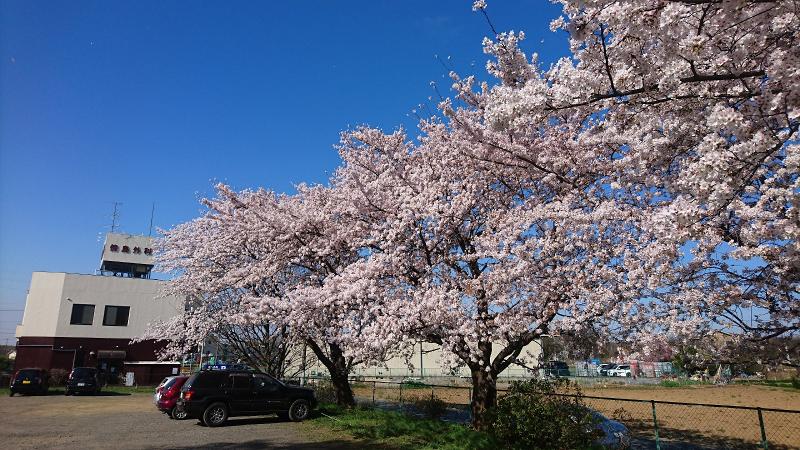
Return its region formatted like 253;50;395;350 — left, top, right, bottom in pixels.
1;391;366;449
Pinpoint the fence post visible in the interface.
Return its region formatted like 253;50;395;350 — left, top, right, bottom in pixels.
758;407;768;450
372;380;376;406
399;382;403;404
431;386;435;403
651;400;661;450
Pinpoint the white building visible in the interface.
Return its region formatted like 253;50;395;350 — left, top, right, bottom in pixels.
14;233;183;384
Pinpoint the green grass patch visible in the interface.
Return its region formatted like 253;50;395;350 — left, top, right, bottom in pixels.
311;403;495;450
658;379;710;388
102;384;157;394
401;380;429;389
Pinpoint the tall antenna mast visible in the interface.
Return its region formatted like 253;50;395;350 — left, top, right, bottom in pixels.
110;202;122;233
148;203;155;236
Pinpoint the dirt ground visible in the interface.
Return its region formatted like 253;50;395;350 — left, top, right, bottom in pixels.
357;382;800;408
583;384;800;410
0;392;364;450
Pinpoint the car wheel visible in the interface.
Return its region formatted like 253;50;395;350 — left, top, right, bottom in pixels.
64;390;71;396
288;399;311;422
203;402;228;427
171;406;188;420
8;391;13;397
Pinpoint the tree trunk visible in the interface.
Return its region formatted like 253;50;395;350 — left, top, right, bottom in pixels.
330;369;355;407
470;366;497;431
305;339;355;407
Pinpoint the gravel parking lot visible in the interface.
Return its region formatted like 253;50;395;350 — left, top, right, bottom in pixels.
1;392;368;449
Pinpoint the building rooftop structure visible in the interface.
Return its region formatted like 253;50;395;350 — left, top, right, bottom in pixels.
99;233;156;278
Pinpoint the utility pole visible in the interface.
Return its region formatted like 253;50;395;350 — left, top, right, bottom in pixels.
419;342;424;379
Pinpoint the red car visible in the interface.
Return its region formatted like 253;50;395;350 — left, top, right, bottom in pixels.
155;375;189;419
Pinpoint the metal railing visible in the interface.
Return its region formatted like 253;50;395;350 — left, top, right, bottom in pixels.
292;376;800;450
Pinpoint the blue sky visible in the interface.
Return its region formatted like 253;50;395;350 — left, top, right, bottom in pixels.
0;1;568;342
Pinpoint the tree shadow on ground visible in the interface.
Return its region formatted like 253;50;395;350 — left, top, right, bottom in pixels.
154;439;384;450
192;416;285;427
629;425;791;450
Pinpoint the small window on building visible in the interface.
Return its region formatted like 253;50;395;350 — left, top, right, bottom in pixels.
70;304;95;325
103;305;130;326
122;246;130;253
110;244;119;252
144;248;153;255
133;246;141;254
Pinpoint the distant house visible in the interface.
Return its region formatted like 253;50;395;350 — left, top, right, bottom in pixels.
14;233;183;384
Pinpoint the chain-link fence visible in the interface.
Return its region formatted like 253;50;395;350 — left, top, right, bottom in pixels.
291;377;800;449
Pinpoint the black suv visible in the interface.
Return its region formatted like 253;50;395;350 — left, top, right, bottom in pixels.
65;367;103;395
177;368;316;427
9;368;50;396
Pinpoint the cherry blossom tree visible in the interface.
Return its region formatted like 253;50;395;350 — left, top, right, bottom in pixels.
152;184;392;406
140;291;303;379
331;121;675;429
467;0;798;364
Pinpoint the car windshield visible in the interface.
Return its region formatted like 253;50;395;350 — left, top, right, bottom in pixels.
15;369;40;380
618;365;630;369
72;368;96;377
162;377;179;389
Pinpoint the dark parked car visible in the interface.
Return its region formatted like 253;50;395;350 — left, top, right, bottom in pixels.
540;360;570;378
65;367;102;395
177;368;316;427
155;375;189;419
9;368;50;396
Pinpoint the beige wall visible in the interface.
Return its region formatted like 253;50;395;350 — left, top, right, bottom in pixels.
16;272;65;338
16;272;183;340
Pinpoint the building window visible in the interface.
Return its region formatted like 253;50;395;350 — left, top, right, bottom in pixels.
133;246;141;254
122;246;130;253
110;244;119;252
70;304;95;325
144;248;153;255
103;305;130;326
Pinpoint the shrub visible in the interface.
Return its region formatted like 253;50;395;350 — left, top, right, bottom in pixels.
792;377;800;390
49;368;70;386
413;393;448;419
489;378;601;450
402;379;428;389
312;380;338;404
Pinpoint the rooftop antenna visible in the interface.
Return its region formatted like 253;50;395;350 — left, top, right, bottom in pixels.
148;202;155;236
110;202;122;233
